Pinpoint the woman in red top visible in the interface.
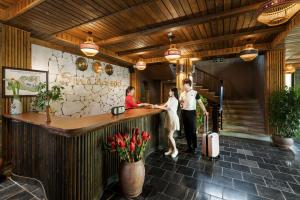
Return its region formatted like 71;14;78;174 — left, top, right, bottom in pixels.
125;86;147;109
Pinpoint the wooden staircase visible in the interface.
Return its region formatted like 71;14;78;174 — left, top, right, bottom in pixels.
193;85;220;103
222;99;265;135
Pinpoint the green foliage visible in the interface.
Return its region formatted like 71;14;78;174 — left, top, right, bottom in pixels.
196;96;208;129
7;79;20;96
270;87;300;138
33;83;64;111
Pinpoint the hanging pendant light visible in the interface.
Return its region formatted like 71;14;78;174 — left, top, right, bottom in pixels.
80;31;99;57
240;44;258;61
135;58;146;70
164;32;181;61
257;0;300;26
284;64;296;73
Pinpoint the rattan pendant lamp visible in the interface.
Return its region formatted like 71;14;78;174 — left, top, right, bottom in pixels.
257;0;300;26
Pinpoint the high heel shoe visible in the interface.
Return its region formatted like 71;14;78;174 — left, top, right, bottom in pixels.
164;149;172;156
171;149;178;158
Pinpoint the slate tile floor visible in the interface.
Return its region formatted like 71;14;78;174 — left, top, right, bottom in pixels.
0;175;47;200
102;136;300;200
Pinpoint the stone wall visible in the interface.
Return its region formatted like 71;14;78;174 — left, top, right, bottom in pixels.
32;44;129;117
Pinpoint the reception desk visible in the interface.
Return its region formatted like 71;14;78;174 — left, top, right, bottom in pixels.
2;108;165;200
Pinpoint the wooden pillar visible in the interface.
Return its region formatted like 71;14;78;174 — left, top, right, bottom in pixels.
264;49;285;135
0;24;32;115
176;58;193;93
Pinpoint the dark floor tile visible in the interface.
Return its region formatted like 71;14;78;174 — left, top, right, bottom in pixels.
180;176;201;190
177;158;191;165
198;182;223;198
257;162;278;171
224;147;237;153
289;182;300;194
146;192;172;200
146;158;164;168
188;160;205;171
264;178;293;193
176;166;195;176
246;194;264;200
6;191;34;200
162;171;183;184
293;175;300;184
250;167;272;178
263;158;283;166
223;155;239;164
220;151;231;156
204;165;222;176
161;162;179;172
239;159;259;168
210;196;222;200
223;187;247;200
271;171;297;183
223;168;242;180
242;173;266;186
277;166;300;176
231;152;246;159
246;155;264;163
212;175;233;187
193;170;213;182
164;183;188;200
233;179;257;195
232;163;250;173
216;161;232;169
252;152;269;158
195;192;211;200
148;167;166;178
282;191;300;200
256;185;285;200
149;152;163;159
149;177;168;192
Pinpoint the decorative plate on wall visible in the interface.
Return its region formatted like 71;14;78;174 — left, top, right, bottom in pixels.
105;64;113;76
75;57;88;71
92;61;102;74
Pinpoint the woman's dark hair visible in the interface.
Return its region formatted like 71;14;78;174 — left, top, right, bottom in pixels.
126;86;135;96
183;78;192;86
171;88;179;100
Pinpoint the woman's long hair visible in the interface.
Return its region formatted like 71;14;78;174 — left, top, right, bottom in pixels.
171;88;179;100
126;86;135;96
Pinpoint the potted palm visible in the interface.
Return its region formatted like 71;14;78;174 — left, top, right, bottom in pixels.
196;96;208;134
270;87;300;148
6;78;22;115
105;128;151;198
33;83;64;123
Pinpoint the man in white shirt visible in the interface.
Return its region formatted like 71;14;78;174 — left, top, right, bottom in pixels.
180;78;209;153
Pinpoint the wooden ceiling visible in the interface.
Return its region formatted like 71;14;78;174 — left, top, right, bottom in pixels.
1;0;299;66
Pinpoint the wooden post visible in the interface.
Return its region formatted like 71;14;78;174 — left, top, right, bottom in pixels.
264;49;285;135
176;58;193;93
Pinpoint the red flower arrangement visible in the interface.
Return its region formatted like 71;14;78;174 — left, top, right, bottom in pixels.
106;128;151;163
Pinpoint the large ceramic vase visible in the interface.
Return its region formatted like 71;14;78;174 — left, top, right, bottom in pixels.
10;96;22;115
272;135;294;148
119;160;145;198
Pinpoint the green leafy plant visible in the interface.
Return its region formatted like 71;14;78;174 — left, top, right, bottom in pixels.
270;87;300;138
33;83;64;112
196;96;208;129
105;128;151;163
6;78;20;96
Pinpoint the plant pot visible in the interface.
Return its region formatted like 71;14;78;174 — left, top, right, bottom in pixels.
272;135;294;148
119;160;145;198
10;96;22;115
46;106;51;123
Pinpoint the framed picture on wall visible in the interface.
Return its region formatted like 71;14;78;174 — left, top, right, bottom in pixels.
2;67;48;97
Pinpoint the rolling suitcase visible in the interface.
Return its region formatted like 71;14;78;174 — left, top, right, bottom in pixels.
201;115;220;159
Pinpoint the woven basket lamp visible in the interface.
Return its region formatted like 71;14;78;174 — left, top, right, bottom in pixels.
284;64;296;73
257;0;300;26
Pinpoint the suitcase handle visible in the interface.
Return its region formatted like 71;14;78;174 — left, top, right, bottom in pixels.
204;115;209;134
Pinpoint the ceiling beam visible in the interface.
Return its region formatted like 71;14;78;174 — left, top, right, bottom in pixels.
52;0;158;35
272;12;300;48
117;26;285;56
0;0;45;21
97;2;265;46
143;43;271;64
55;33;134;64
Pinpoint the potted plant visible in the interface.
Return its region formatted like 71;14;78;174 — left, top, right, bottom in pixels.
196;96;208;134
0;157;12;183
105;128;151;198
33;83;64;123
270;87;300;148
5;78;22;115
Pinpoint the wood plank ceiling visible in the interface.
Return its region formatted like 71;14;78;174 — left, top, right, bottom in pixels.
2;0;291;65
